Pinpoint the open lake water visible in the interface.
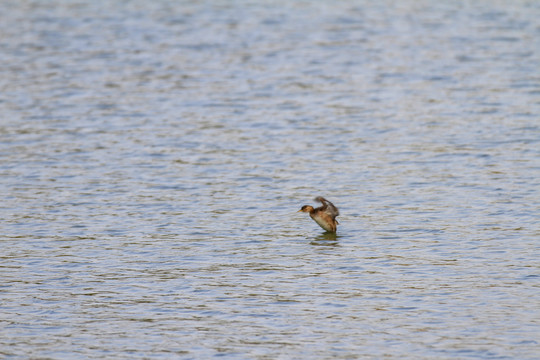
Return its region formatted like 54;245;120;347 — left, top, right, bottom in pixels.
1;0;539;358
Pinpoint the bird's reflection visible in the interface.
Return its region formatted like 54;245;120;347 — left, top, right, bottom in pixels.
309;231;340;246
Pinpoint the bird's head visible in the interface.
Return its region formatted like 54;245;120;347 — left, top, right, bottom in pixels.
298;205;314;213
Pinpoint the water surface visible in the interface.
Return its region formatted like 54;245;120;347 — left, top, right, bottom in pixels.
1;0;539;358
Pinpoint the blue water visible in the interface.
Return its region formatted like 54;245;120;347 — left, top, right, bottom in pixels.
1;0;539;358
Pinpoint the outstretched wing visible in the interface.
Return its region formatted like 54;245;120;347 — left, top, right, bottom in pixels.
314;196;339;218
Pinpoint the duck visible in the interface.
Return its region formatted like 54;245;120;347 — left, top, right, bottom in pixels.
298;196;340;232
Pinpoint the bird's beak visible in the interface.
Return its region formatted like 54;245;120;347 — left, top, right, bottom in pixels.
297;209;302;212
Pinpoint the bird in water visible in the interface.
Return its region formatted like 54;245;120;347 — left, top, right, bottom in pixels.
298;196;340;232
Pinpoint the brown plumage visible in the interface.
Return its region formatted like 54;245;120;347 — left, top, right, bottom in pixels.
298;196;340;232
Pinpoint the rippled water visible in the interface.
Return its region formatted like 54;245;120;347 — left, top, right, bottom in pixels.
1;0;539;358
